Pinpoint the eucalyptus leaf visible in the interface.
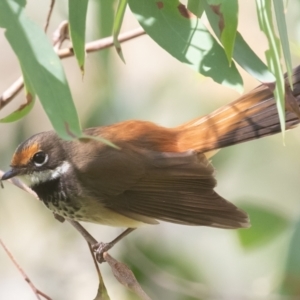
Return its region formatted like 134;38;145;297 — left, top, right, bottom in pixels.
0;0;82;140
273;0;293;87
237;203;289;249
0;62;38;123
68;0;89;71
204;1;275;83
256;0;285;134
207;0;238;64
113;0;128;62
280;217;300;297
0;94;35;123
187;0;204;18
128;0;243;92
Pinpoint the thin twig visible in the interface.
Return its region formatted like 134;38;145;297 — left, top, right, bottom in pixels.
88;243;110;299
0;170;100;247
0;170;98;245
44;0;55;33
59;26;146;58
68;220;98;245
0;27;146;110
0;76;24;110
52;21;69;51
1;169;149;298
0;239;52;300
0;170;38;199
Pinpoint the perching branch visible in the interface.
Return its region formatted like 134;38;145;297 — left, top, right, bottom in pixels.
0;26;145;110
0;169;151;299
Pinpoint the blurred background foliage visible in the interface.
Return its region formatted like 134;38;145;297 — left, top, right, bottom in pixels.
1;1;300;299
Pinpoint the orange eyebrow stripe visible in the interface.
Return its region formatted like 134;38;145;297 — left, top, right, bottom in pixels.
11;143;40;167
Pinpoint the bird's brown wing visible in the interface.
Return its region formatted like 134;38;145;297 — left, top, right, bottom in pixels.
68;139;146;197
104;150;249;229
69;126;248;229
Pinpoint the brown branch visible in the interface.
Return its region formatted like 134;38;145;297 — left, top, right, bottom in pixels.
0;0;57;109
0;76;24;110
44;0;55;33
0;170;97;246
52;21;69;51
0;169;98;246
1;169;150;298
88;244;110;299
0;170;38;199
0;239;52;300
68;219;98;245
58;27;146;59
0;26;146;110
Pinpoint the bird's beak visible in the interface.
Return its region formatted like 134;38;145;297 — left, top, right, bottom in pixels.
1;168;20;181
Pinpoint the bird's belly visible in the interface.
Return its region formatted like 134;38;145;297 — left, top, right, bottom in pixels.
47;198;146;228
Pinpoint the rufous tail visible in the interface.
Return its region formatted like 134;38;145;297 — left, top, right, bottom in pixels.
177;66;300;153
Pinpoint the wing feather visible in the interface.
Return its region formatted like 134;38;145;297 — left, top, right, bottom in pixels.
105;151;249;229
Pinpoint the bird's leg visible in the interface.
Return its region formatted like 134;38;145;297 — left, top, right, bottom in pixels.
68;220;136;263
93;227;136;263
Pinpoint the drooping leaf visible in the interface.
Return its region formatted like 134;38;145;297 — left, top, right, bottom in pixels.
280;217;300;297
121;240;205;300
0;94;35;123
213;0;239;64
68;0;89;72
104;253;151;300
0;62;37;123
128;0;243;92
0;0;82;140
237;203;289;249
256;0;285;135
273;0;293;88
94;268;110;300
113;0;128;62
203;1;275;83
187;0;204;18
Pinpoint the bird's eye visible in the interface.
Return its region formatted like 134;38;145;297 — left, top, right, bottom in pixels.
32;151;48;167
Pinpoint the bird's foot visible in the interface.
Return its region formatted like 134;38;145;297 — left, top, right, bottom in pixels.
93;242;113;263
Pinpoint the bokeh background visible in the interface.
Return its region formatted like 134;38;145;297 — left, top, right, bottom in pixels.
1;1;300;299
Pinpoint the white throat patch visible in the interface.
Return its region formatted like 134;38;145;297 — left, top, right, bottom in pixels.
20;161;71;186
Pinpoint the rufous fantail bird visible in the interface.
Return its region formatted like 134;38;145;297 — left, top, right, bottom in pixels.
2;66;300;253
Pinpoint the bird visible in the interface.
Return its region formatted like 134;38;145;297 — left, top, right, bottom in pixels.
2;66;300;253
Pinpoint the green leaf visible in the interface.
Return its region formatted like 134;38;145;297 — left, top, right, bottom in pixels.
273;0;293;88
205;0;238;65
80;135;120;149
280;217;300;297
219;0;238;64
204;1;275;83
187;0;204;18
121;241;204;300
94;271;110;300
128;0;243;92
256;0;285;135
0;0;82;140
68;0;89;72
0;96;35;123
237;203;289;249
0;63;37;123
233;33;275;82
113;0;128;62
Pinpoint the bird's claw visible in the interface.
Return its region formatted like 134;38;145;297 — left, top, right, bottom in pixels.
93;242;112;263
